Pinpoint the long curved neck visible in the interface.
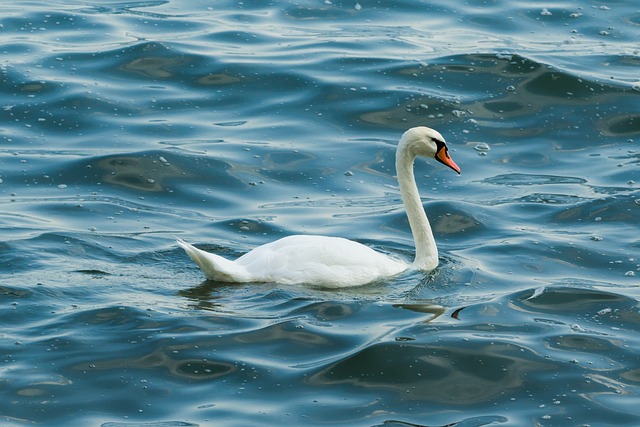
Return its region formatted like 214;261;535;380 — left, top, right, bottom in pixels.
396;142;438;270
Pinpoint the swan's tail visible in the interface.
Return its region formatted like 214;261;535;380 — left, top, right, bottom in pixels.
176;238;250;282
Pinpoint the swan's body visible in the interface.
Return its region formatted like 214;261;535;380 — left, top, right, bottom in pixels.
178;127;460;288
177;235;406;288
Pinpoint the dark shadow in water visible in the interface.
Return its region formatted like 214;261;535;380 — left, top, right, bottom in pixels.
102;422;198;427
381;414;508;426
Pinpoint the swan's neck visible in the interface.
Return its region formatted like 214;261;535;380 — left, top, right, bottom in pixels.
396;143;438;270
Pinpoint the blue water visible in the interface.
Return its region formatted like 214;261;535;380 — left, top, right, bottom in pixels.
1;1;639;426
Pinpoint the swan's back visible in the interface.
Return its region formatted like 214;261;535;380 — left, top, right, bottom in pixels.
235;235;407;287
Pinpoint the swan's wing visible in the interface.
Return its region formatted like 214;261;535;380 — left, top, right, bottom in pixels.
176;239;251;282
235;235;407;287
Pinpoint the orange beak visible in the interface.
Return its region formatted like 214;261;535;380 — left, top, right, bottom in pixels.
436;147;461;174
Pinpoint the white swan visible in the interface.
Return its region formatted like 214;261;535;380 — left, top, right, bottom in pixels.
177;126;460;288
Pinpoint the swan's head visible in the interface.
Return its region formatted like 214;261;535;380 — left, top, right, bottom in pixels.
400;126;461;174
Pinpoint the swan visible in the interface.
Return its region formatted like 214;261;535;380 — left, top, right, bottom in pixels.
177;126;460;288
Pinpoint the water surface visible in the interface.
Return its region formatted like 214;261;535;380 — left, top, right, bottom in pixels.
1;1;639;426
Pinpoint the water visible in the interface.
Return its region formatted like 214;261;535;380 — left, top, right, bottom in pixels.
1;1;639;425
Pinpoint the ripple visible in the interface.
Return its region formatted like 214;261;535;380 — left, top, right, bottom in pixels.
483;173;585;186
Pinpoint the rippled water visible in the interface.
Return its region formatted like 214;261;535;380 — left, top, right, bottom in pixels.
1;1;639;426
